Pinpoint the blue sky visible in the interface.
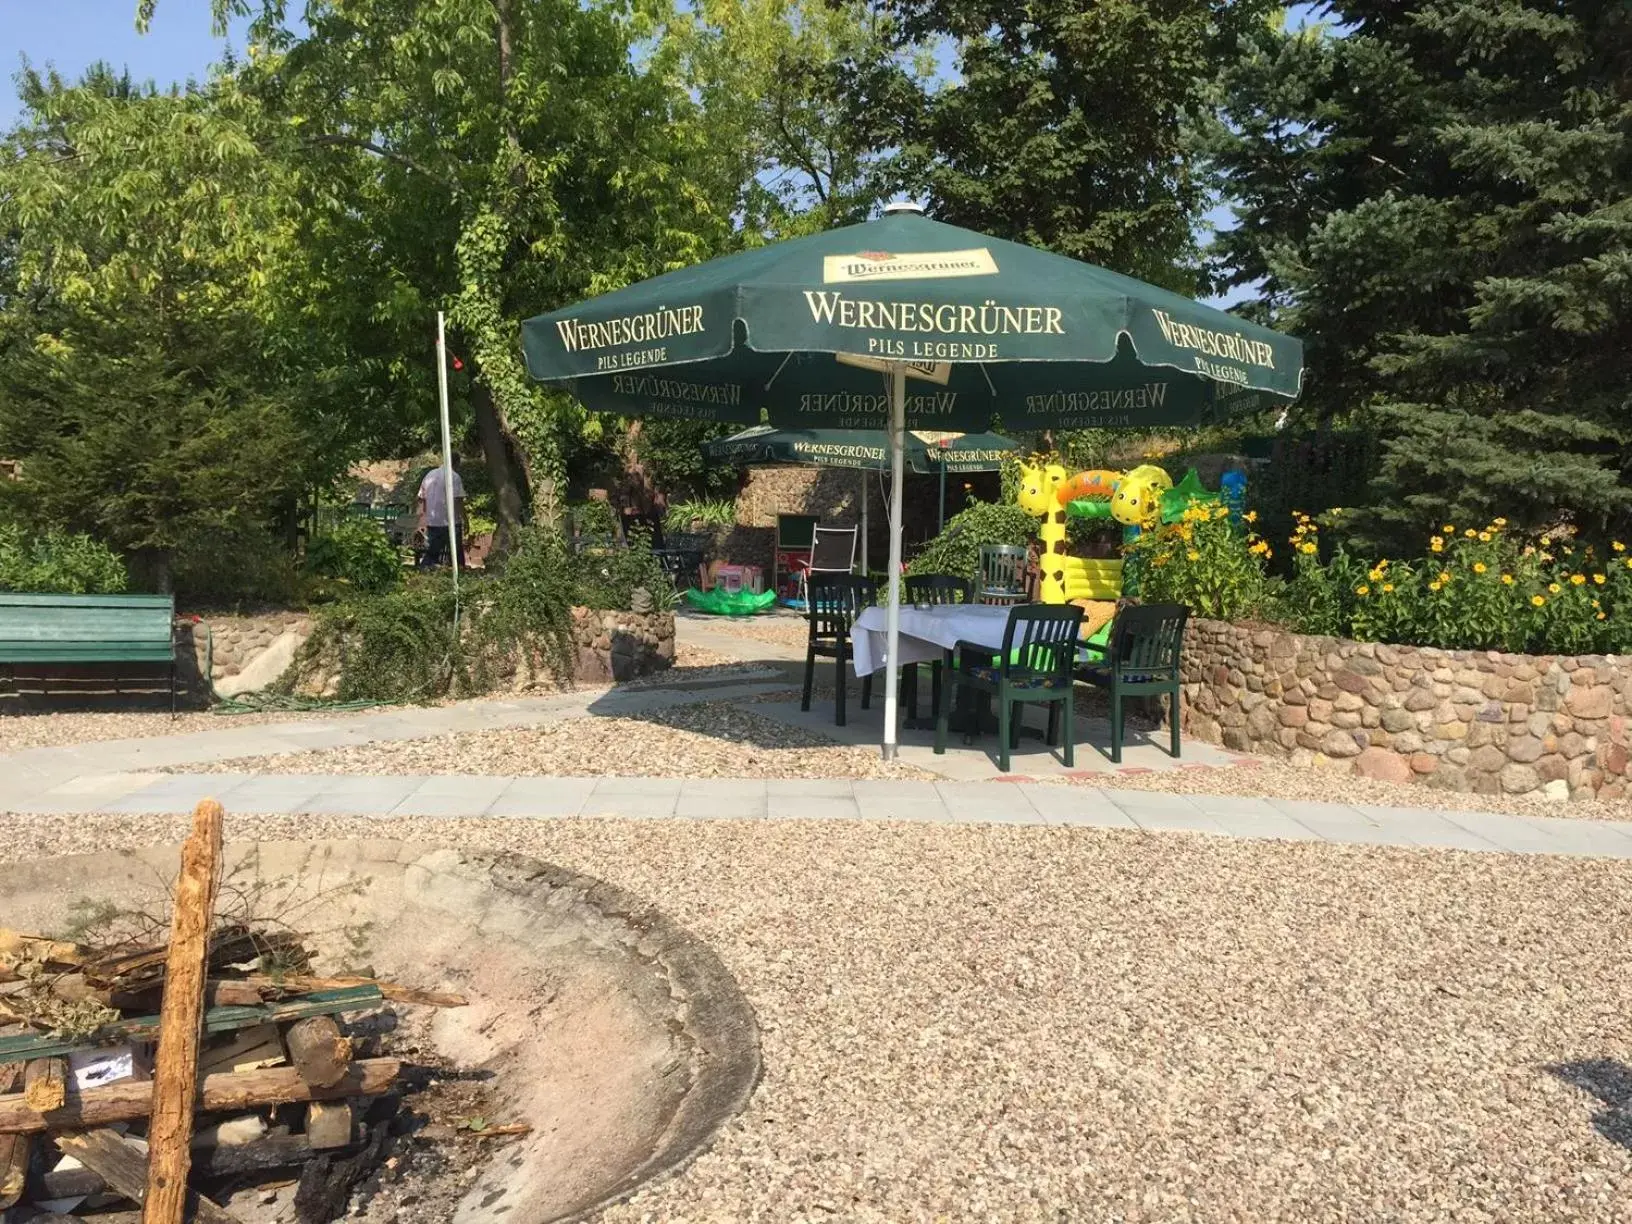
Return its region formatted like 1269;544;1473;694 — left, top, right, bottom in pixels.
0;0;246;126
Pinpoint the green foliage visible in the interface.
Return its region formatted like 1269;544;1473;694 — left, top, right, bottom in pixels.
171;524;302;608
875;0;1275;289
300;577;464;703
304;518;404;597
0;524;128;594
1211;2;1632;544
1280;515;1632;656
909;499;1038;584
576;529;679;612
630;418;742;502
1125;502;1273;621
664;499;737;533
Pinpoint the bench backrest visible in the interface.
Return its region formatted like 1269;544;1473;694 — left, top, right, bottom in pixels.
0;593;176;664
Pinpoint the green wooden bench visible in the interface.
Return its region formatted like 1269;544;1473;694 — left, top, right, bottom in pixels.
0;592;178;711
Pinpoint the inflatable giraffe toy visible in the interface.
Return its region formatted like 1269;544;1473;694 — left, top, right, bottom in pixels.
1016;460;1073;603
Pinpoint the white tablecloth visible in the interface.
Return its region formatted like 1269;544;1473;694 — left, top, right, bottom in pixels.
851;603;1014;676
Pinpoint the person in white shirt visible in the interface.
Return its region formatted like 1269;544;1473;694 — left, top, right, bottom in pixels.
416;455;468;569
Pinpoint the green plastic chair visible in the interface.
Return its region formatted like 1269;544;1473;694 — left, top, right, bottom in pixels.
976;544;1029;605
936;603;1084;772
1076;603;1190;763
801;573;878;727
901;574;973;726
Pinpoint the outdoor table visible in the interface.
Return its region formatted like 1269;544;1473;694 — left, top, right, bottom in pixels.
851;603;1014;677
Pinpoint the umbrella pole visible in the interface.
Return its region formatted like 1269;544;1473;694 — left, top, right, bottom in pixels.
938;463;946;532
882;364;907;761
860;469;869;576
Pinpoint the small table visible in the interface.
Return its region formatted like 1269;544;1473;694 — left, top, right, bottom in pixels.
850;603;1014;676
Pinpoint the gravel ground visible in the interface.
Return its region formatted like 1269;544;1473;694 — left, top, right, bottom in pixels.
694;613;811;650
1076;759;1632;824
181;700;931;780
1;813;1629;1221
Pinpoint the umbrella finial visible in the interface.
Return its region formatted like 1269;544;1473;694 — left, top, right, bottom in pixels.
882;200;926;216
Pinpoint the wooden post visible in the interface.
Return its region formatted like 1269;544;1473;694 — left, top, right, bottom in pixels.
57;1130;239;1224
142;798;224;1224
0;1059;402;1133
283;1016;351;1089
21;1060;66;1113
0;1066;24;1210
304;1100;353;1150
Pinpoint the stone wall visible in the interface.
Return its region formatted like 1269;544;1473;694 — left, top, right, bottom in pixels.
569;608;675;684
1182;618;1631;802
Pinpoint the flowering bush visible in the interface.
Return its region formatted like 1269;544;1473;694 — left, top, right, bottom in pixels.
1125;502;1274;619
1281;515;1632;655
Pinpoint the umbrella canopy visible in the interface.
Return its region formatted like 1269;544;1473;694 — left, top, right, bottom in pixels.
702;426;1019;474
522;207;1302;760
521;211;1301;432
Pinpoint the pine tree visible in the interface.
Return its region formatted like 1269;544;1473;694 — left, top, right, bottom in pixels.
1212;1;1632;547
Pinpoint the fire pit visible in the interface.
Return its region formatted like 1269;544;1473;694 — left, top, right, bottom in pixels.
0;841;761;1223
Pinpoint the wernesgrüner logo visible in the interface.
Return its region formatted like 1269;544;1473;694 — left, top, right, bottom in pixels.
822;248;999;284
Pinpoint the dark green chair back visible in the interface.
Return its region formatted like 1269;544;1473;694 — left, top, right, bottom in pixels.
999;604;1084;686
977;544;1029;603
1103;603;1189;681
905;574;973;605
807;573;877;644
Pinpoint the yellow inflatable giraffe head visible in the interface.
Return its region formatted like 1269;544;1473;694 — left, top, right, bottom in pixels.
1017;460;1069;516
1111;463;1173;526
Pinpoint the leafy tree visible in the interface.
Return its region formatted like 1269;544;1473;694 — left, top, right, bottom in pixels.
0;69;321;590
1211;2;1632;546
870;0;1275;290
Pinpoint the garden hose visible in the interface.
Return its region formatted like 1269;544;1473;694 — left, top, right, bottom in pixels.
192;618;388;716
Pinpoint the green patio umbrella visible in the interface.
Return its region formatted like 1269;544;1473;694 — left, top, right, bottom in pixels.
701;426;1019;557
522;204;1302;759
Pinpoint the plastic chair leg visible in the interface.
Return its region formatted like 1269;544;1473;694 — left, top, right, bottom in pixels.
801;648;815;712
861;671;872;710
1110;691;1123;764
834;655;846;727
1170;689;1181;759
997;694;1012;773
1063;688;1075;767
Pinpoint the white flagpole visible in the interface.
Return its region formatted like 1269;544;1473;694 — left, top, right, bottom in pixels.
435;311;460;613
882;363;907;761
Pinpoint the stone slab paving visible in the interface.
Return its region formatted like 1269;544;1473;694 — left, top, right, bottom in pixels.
14;771;1632;858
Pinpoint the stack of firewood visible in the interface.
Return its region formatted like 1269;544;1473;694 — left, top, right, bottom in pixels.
0;802;482;1224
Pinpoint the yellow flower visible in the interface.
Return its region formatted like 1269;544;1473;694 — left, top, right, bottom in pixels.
1300;542;1316;555
1244;511;1258;524
1428;581;1442;592
1186;550;1200;562
1443;524;1455;534
1598;612;1607;621
1592;599;1601;609
1464;528;1477;538
1571;574;1587;586
1532;595;1546;607
1478;531;1491;542
1549;582;1562;594
1501;573;1514;585
1494;517;1508;527
1429;536;1444;552
1541;551;1554;562
1473;562;1487;574
1626;558;1632;569
1438;571;1451;585
1375;558;1390;570
1213;506;1229;520
1355;585;1371;597
1382;583;1395;593
1615;541;1626;553
1594;573;1606;585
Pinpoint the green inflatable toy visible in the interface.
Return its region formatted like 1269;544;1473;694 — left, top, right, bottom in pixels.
1159;469;1222;524
684;587;778;616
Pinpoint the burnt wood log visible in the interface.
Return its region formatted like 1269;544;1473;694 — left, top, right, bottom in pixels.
294;1125;390;1224
0;1059;402;1134
34;1135;335;1201
54;1130;240;1224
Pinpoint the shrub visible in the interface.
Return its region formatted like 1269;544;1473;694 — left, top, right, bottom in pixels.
1125;502;1274;620
0;524;128;594
909;499;1039;583
1281;514;1632;655
575;528;677;611
664;498;735;533
171;522;301;606
304;517;403;597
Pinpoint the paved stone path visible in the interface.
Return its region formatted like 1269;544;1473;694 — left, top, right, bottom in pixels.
6;772;1631;857
3;613;1630;858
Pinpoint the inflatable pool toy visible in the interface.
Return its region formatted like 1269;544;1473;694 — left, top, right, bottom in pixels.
1016;460;1074;604
1159;469;1221;523
1112;464;1173;527
1057;469;1120;505
684;587;778;616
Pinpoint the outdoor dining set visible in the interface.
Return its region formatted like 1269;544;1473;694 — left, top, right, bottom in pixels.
797;543;1190;773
